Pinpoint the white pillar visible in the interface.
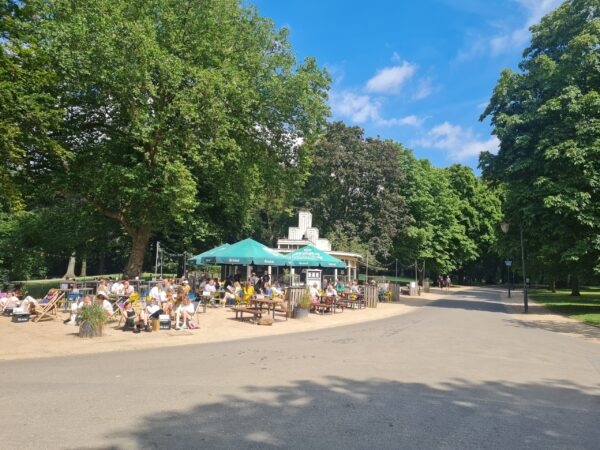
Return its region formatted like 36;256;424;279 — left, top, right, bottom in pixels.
247;265;252;280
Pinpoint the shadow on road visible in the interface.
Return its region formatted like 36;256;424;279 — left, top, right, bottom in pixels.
504;318;600;341
104;377;599;449
400;287;509;314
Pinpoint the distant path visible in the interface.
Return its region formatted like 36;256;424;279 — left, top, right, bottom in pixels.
0;287;598;449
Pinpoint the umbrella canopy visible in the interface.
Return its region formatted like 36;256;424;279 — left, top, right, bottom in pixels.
286;245;346;268
204;238;288;266
188;243;230;265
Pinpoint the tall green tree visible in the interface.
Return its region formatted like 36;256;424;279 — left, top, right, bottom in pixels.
10;0;329;276
301;122;410;262
0;1;65;212
481;0;600;294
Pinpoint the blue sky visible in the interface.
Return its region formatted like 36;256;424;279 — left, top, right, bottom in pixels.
251;0;563;169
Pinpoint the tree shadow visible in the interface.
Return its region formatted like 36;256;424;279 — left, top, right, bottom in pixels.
504;318;600;341
104;377;600;449
400;288;509;313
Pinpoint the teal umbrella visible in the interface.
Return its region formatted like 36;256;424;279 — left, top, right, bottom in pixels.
188;243;230;265
286;245;346;268
206;238;288;266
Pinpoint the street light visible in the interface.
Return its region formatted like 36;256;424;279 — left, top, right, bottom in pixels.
500;221;528;312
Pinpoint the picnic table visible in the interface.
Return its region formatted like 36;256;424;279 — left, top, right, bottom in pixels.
316;295;339;314
249;297;282;318
338;292;365;310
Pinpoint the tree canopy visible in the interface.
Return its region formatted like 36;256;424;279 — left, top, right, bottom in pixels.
481;0;600;293
3;0;330;277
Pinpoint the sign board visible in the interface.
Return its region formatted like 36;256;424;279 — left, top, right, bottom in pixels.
504;259;513;267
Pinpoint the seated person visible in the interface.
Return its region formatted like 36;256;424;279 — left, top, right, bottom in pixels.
96;279;110;296
175;297;195;330
110;279;124;296
263;282;272;298
222;281;240;307
122;280;135;298
2;291;21;311
96;292;113;318
64;295;92;325
161;291;175;316
349;280;360;294
335;279;345;292
243;281;255;304
121;301;143;333
309;283;321;305
137;299;162;332
271;281;283;298
325;284;338;299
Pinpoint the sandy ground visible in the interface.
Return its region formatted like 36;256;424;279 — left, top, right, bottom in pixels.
0;293;439;361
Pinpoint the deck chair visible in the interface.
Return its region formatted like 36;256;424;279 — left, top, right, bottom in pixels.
32;289;64;322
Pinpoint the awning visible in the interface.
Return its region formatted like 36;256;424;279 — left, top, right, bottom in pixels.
286;245;347;268
203;238;288;266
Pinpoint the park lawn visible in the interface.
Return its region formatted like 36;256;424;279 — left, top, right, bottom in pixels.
529;288;600;327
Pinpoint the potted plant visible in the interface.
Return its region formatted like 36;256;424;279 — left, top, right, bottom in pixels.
78;304;107;338
294;289;312;319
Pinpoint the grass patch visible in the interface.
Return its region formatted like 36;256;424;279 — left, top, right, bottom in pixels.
529;289;600;327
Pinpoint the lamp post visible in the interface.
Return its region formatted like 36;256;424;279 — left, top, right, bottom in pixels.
500;221;528;312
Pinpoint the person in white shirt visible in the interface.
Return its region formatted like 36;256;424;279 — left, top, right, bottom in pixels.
2;292;20;311
309;283;320;303
175;297;195;330
111;280;124;295
96;292;113;317
64;295;92;325
149;282;163;302
272;281;283;297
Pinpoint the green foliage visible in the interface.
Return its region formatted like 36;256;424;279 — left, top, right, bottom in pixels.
301;122;410;262
4;0;329;276
297;289;312;309
78;303;107;330
481;0;600;285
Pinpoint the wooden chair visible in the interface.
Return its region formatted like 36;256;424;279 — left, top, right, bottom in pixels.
32;289;64;322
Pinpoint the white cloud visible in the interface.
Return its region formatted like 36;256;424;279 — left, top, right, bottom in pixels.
365;62;417;94
415;122;499;161
330;91;423;128
412;77;434;100
457;0;562;59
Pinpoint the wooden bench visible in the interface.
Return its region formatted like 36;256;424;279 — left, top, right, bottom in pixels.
312;303;334;314
230;307;262;322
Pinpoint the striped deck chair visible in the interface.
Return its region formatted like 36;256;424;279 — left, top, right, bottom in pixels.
32;289;65;322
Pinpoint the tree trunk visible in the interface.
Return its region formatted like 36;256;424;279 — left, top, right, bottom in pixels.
98;251;106;275
80;258;87;277
550;279;556;293
124;225;151;279
570;273;581;297
64;252;77;279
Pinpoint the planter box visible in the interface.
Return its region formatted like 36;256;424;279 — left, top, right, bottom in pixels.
293;307;310;319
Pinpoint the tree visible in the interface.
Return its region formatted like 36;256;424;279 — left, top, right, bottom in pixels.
481;0;600;294
11;0;329;277
0;1;65;213
300;122;410;262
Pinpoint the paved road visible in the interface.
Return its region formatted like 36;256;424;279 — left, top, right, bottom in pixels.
1;288;599;449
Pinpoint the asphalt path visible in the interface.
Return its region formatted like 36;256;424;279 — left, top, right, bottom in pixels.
1;287;599;449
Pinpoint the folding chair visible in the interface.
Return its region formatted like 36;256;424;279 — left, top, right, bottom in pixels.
32;289;65;322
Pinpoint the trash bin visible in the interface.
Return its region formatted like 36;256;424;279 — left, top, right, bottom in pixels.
423;280;430;293
409;281;418;296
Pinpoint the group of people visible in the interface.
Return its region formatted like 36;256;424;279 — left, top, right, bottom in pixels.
436;275;452;290
308;279;362;308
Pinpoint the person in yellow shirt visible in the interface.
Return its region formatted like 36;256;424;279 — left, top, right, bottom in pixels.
243;281;255;304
